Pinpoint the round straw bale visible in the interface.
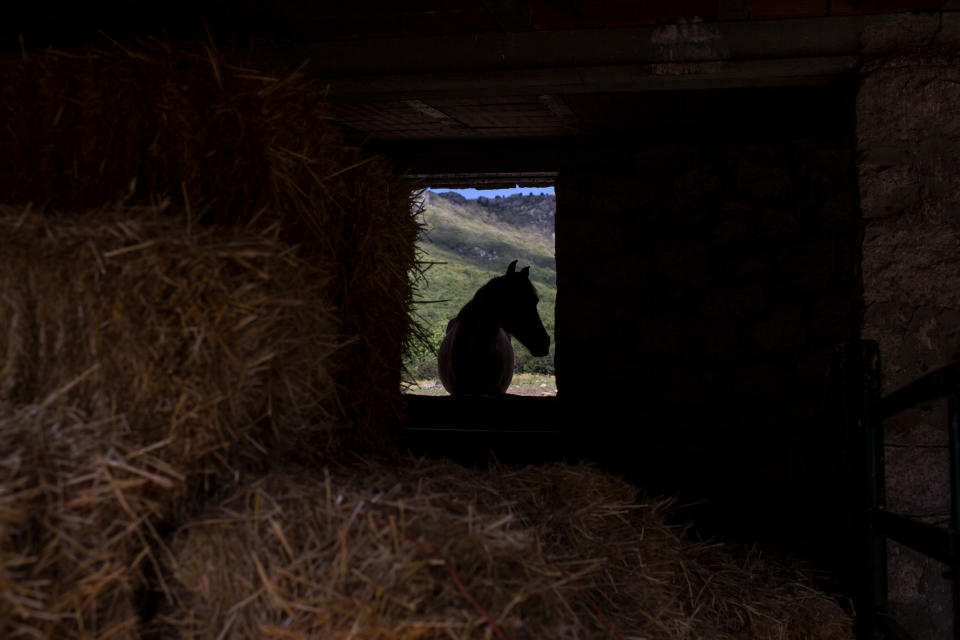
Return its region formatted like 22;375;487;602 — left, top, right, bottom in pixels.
158;458;854;640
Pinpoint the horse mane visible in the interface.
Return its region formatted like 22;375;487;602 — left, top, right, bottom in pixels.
471;273;505;301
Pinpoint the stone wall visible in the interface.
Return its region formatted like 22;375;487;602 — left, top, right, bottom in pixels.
858;41;960;639
556;122;860;562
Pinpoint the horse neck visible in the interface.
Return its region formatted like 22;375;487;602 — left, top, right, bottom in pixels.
458;288;503;339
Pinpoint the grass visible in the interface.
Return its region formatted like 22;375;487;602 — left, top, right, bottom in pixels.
406;373;558;396
419;195;556;286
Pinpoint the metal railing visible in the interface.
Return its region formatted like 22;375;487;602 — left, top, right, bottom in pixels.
840;341;960;640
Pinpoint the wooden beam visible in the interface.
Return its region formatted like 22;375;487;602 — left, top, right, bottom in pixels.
537;94;583;133
322;56;858;101
370;139;633;176
246;14;888;78
404;100;479;137
367;83;853;172
407;172;557;188
717;0;751;21
480;0;534;31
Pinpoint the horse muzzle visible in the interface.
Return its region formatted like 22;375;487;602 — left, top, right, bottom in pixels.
529;333;550;357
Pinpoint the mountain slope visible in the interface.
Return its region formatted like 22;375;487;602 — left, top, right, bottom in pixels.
407;191;556;376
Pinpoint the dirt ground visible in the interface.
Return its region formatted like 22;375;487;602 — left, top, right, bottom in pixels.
405;373;557;396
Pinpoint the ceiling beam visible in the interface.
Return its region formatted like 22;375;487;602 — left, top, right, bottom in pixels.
246;14;893;78
716;0;750;21
480;0;534;32
537;95;583;133
375;139;635;176
408;172;557;188
320;56;858;101
404;100;479;137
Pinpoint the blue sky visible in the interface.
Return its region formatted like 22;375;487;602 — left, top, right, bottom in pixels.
428;185;554;199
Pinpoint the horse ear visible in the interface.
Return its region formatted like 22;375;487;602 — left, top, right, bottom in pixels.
520;266;530;278
506;260;517;275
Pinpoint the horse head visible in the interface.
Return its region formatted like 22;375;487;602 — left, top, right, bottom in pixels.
498;260;550;357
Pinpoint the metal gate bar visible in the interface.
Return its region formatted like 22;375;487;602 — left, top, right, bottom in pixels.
848;341;960;639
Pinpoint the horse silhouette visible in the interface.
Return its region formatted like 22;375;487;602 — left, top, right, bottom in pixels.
438;260;550;395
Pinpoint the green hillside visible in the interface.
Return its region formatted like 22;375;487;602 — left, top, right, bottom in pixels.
405;191;556;381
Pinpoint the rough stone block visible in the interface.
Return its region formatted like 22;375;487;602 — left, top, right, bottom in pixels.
664;365;717;406
592;252;653;281
862;217;960;309
858;51;960;639
860;13;950;56
858;162;919;219
758;207;801;236
887;407;950;448
899;307;960;377
862;301;915;392
733;258;772;281
653;245;712;286
832;243;862;291
777;240;836;293
700;285;767;318
793;347;834;394
751;304;807;352
728;362;784;396
916;135;960;219
887;542;953;640
558;217;632;259
629;314;685;354
819;191;856;231
710;218;748;245
695;322;746;362
810;296;854;341
858;57;960;222
557;129;857;577
672;168;724;206
885;442;949;516
741;141;787;164
815;146;854;178
737;160;793;198
632;144;680;172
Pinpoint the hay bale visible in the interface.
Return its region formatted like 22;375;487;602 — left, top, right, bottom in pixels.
159;459;854;640
0;205;340;638
0;205;339;463
1;402;178;639
0;41;421;444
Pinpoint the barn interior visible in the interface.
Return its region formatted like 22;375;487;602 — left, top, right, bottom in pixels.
7;2;960;639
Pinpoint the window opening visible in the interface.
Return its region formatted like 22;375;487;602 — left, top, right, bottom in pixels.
404;184;556;396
